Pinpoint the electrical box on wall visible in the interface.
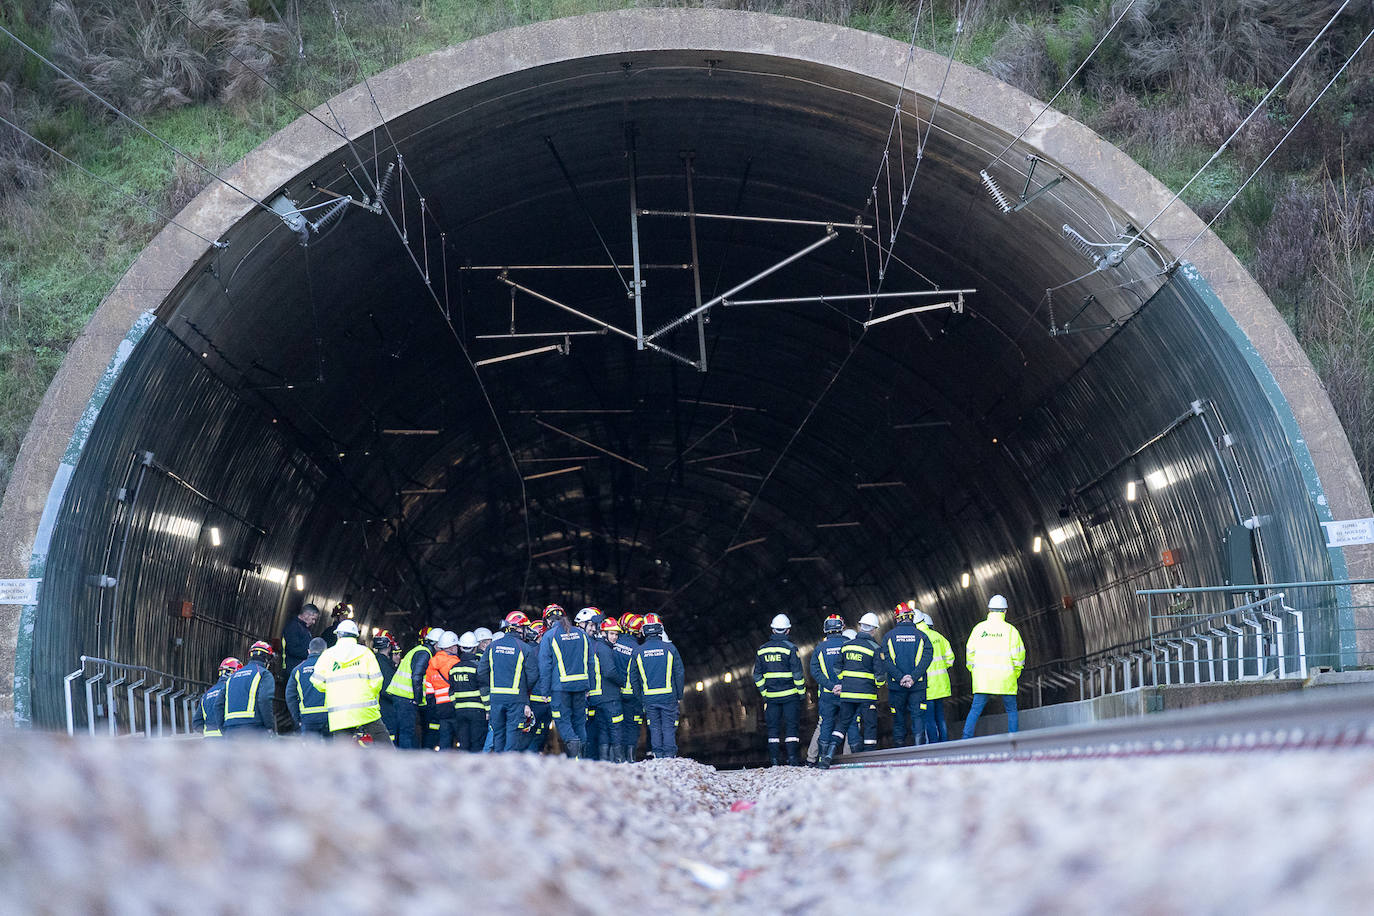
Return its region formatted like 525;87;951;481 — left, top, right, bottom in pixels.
1161;549;1178;567
1220;525;1257;588
168;599;193;619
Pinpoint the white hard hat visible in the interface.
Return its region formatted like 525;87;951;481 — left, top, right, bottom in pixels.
575;607;599;625
770;613;791;630
988;594;1009;611
437;630;459;650
473;627;493;642
919;612;933;626
335;619;360;638
458;631;478;651
842;628;857;640
858;612;881;631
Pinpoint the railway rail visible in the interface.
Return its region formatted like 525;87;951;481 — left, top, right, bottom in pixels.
834;685;1374;766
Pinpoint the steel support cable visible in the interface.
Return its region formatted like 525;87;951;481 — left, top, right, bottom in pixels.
985;0;1142;170
319;4;535;604
1174;23;1374;264
0;113;224;249
0;23;277;220
1122;0;1352;251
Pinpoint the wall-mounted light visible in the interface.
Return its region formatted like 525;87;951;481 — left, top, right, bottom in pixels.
1049;526;1070;545
960;571;971;588
723;672;732;684
1145;469;1169;491
294;573;305;592
695;681;705;691
1032;535;1043;553
208;526;222;547
1126;480;1138;502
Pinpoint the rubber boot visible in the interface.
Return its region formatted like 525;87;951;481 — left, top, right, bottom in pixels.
623;744;636;763
565;738;582;759
767;746;780;767
786;744;801;766
600;743;612;762
817;742;835;770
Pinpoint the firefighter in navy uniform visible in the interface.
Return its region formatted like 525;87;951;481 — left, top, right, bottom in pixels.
372;630;399;742
583;609;626;761
610;613;643;761
629;613;685;758
192;657;240;737
539;604;593;758
449;632;486;751
286;637;330;738
222;641;277;736
753;613;806;766
477;612;535;752
385;627;439;749
819;613;886;767
805;615;847;764
883;600;934;747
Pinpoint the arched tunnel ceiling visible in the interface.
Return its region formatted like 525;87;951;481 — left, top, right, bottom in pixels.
168;37;1168;655
6;10;1372;727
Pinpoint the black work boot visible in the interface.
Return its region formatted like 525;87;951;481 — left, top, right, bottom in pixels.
786;744;801;766
768;746;780;767
623;744;636;762
565;738;582;759
817;742;835;770
600;743;612;762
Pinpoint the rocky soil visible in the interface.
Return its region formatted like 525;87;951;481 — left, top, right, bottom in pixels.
1;735;1372;914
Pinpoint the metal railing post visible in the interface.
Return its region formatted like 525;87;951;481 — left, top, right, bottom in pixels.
64;664;85;736
126;677;144;736
1286;605;1307;680
106;675;126;737
168;689;186;734
181;693;195;734
144;679;162;738
154;686;171;736
1242;615;1265;678
83;670;105;737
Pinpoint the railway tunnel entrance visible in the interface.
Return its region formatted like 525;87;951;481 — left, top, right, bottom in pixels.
3;10;1370;759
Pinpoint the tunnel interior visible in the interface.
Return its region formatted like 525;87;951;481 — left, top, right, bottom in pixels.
22;20;1342;759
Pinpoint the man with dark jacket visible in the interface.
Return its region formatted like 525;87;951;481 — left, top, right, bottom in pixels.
538;604;592;759
385;627;439;749
609;614;642;762
819;613;886;767
192;657;240;738
805;615;847;764
449;632;487;752
629;614;685;758
586;612;626;761
286;637;329;738
282;604;319;679
883;600;934;747
753;613;806;766
372;630;399;742
223;641;277;736
477;612;536;752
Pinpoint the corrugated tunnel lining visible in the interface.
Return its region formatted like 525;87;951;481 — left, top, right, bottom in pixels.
17;12;1352;752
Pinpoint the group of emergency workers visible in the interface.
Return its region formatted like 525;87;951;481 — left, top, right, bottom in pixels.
752;594;1025;768
193;601;687;761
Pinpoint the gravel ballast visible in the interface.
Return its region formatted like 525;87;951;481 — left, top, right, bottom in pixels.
1;735;1372;913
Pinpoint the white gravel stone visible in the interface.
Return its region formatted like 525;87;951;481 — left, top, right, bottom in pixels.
2;734;1372;913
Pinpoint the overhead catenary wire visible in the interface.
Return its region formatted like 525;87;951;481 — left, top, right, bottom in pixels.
0;113;225;250
1122;0;1352;251
1173;22;1374;264
0;22;279;221
319;1;536;605
985;0;1142;170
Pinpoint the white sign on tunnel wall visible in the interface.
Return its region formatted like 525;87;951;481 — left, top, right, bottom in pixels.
1321;518;1374;548
0;577;40;605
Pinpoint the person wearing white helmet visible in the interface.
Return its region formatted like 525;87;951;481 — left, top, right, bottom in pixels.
310;619;391;747
753;613;806;766
961;595;1026;739
447;632;486;751
423;630;463;749
473;626;494;653
917;611;956;742
818;611;886;768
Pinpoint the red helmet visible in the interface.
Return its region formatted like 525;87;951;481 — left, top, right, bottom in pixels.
621;612;643;634
641;613;663;636
528;620;546;637
503;610;531;630
822;614;845;634
542;603;566;620
249;640;275;659
894;600;917;622
218;657;243;676
600;616;622;633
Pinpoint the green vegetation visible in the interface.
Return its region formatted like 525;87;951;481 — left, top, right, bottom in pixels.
1;1;1371;493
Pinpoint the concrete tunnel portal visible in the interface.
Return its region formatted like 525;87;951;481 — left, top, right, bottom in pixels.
2;10;1371;761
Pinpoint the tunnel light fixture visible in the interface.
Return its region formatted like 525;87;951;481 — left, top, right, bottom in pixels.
723;672;733;684
1145;469;1170;491
294;574;305;592
262;566;289;585
961;571;971;588
1049;526;1071;545
1126;480;1138;502
1032;535;1043;553
695;681;705;691
208;527;222;547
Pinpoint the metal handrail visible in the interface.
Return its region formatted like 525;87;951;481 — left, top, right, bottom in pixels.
62;656;209;737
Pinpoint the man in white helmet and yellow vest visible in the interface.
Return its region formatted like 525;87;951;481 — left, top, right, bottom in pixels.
961;595;1026;739
311;619;391;747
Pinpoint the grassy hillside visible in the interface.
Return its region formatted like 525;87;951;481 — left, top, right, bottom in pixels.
0;0;1370;495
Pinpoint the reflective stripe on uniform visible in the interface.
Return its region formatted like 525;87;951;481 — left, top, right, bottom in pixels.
293;668;327;714
552;635;589;684
386;646;427;699
636;655;674;695
224;672;261;721
489;650;525;695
